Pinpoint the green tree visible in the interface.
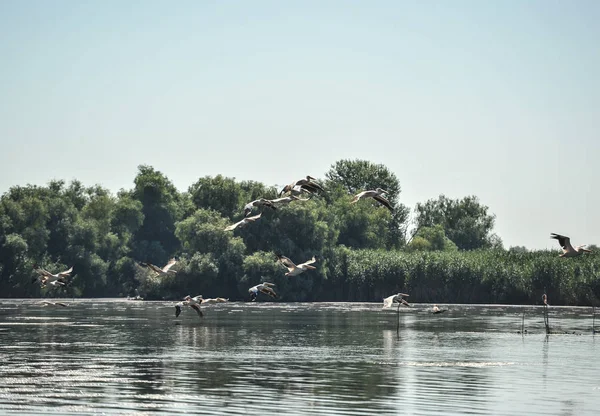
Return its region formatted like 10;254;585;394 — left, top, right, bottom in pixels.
414;195;501;250
325;159;409;248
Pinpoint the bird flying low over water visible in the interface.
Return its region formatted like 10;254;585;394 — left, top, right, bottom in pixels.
40;301;68;307
244;198;276;217
142;259;178;276
279;176;324;197
550;233;592;257
276;255;317;277
383;293;410;308
224;213;262;231
432;304;447;314
33;266;74;288
351;188;393;211
249;282;277;301
175;295;203;318
200;297;229;304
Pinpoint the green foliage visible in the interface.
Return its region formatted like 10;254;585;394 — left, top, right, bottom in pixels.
1;159;598;306
407;225;458;252
414;195;501;250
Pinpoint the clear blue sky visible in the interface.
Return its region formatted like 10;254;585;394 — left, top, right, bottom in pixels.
1;0;598;250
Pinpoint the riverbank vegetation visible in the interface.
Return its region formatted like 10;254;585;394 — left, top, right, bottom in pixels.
1;160;598;305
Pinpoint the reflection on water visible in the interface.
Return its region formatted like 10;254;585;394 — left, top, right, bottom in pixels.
0;300;598;415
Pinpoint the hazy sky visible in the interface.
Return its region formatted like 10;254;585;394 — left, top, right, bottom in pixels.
1;0;598;250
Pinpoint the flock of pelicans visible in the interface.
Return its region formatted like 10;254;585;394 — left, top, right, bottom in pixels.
30;175;593;317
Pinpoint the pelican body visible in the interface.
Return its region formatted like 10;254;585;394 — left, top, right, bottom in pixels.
276;255;317;276
249;282;277;301
383;293;410;308
175;295;203;318
550;233;592;257
143;259;177;276
244;198;276;217
33;266;73;288
279;176;324;197
350;188;393;211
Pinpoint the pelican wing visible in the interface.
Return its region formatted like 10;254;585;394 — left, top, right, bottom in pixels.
146;263;164;274
190;303;204;318
162;259;177;273
373;195;393;211
351;191;368;203
260;287;277;298
225;219;244;231
383;294;395;308
550;233;573;251
245;213;262;222
36;268;55;278
298;256;317;268
57;266;74;277
277;255;297;270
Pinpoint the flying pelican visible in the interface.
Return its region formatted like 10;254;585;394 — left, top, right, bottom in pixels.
40;301;68;307
201;297;229;304
175;295;203;318
276;255;317;276
279;176;324;196
249;282;277;301
224;213;262;231
383;293;410;309
142;258;178;276
33;265;73;287
268;195;310;206
243;198;277;217
351;188;393;211
550;233;592;257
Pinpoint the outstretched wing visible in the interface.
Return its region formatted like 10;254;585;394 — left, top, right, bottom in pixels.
225;220;242;231
373;195;393;211
260;287;277;298
298;256;317;268
146;263;163;274
190;304;204;318
162;259;177;273
383;294;395;309
57;266;74;277
246;213;262;222
550;233;571;251
277;255;297;271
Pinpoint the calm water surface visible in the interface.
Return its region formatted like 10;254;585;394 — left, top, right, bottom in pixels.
0;299;598;415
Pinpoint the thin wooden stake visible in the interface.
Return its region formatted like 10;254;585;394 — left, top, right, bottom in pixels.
593;306;596;334
521;311;525;334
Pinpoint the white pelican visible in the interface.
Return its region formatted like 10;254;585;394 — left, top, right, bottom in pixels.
224;213;262;231
432;304;447;314
383;293;410;308
243;198;276;217
143;258;178;276
40;301;68;307
33;266;73;287
249;282;277;301
351;188;393;211
550;233;592;257
276;255;317;276
268;195;310;206
201;297;229;304
279;176;324;196
175;295;203;318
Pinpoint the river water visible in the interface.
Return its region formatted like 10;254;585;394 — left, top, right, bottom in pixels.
0;299;598;415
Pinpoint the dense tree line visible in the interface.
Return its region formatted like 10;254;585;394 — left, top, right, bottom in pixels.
1;159;598;305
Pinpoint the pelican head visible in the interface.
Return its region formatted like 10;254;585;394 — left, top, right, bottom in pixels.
376;188;389;194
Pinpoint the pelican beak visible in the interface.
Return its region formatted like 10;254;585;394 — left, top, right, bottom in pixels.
583;249;593;253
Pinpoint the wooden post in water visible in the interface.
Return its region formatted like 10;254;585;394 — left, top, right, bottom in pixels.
396;302;401;334
521;311;525;334
593;306;596;335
